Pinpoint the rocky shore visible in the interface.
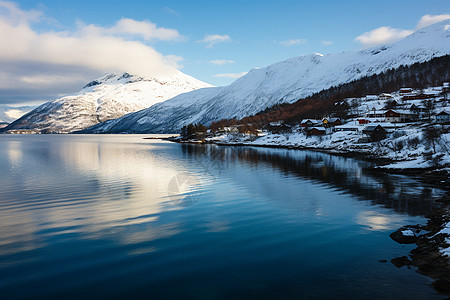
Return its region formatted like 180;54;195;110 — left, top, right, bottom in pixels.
390;194;450;295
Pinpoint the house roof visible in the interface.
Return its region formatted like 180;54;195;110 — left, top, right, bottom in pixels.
437;109;450;116
301;119;320;124
362;124;384;132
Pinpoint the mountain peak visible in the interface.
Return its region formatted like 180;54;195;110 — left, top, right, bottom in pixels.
3;70;211;133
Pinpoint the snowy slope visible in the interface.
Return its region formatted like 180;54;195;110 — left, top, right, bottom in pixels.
83;20;450;134
2;71;211;133
0;105;36;124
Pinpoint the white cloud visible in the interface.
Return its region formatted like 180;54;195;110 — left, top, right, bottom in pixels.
321;40;333;46
209;59;235;65
416;14;450;29
355;14;450;48
214;72;247;79
355;26;413;48
279;39;307;47
0;1;184;104
109;18;181;41
199;34;231;48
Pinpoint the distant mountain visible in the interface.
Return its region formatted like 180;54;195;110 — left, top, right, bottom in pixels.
2;71;211;133
82;19;450;134
0;105;37;124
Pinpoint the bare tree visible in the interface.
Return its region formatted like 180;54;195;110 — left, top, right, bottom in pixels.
423;126;442;154
421;99;436;122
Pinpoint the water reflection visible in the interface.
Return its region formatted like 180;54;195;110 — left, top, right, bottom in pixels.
180;144;442;216
0;135;444;299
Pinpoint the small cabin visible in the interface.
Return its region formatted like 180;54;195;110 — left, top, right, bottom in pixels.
265;123;292;134
307;127;326;136
300;119;320;128
436;110;450;123
362;125;386;141
322;117;342;127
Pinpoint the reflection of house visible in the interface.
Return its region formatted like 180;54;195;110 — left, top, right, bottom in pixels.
436;110;450;123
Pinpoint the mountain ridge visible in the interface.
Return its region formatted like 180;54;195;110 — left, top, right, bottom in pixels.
82;19;450;134
2;70;212;133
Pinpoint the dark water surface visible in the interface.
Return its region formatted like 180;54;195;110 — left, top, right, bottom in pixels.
0;135;445;299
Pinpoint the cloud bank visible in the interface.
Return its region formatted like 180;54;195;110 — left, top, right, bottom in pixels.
355;14;450;48
199;34;231;48
0;1;183;105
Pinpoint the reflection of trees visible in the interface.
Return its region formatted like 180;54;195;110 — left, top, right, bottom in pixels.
181;144;440;216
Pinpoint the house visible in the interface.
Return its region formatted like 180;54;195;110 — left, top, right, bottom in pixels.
362;124;386;141
335;124;359;132
220;126;239;134
399;88;413;94
366;110;385;118
365;95;378;100
265;123;292;134
322;117;342;127
307;127;327;136
358;119;370;125
409;104;426;119
384;109;412;123
300;119;321;128
379;93;393;100
436;110;450;123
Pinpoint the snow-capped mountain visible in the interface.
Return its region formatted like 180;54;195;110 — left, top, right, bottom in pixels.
0;105;37;124
83;20;450;134
1;71;211;133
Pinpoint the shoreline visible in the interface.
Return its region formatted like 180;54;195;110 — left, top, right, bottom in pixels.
171;137;450;295
175;138;450;188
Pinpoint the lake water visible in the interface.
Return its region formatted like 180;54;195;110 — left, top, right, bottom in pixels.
0;135;445;299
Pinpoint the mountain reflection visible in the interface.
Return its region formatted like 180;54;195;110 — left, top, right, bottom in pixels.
180;144;442;216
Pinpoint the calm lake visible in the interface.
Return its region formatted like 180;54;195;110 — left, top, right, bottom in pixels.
0;135;446;299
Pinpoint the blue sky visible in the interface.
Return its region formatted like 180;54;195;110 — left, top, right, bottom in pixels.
1;0;449;105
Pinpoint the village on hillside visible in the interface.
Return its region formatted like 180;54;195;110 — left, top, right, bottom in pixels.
183;83;450;171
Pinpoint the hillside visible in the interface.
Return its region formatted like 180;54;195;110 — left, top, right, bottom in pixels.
82;19;450;134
